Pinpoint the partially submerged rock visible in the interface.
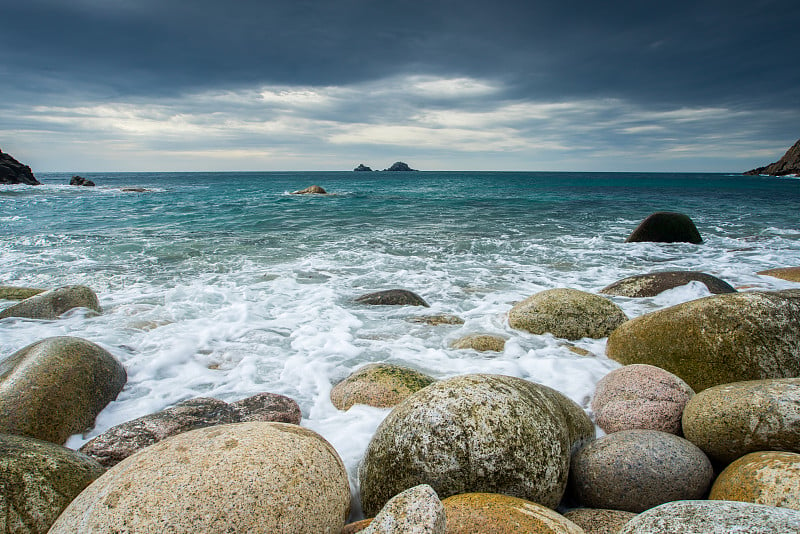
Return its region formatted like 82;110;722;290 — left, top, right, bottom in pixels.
291;184;327;194
0;149;40;185
355;289;430;307
330;363;436;411
406;314;464;326
69;175;95;186
709;451;800;510
361;484;445;534
625;212;702;244
0;285;101;320
0;286;46;301
599;271;735;297
757;266;800;282
450;334;506;352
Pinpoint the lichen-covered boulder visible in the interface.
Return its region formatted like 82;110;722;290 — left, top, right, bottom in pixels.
0;336;126;444
450;334;506;352
49;422;350;533
599;271;735;297
606;291;800;392
359;374;594;516
361;484;445;534
709;451;800;510
617;500;800;533
562;508;637;534
0;285;101;319
442;493;586;533
625;212;702;244
591;364;694;435
508;289;628;340
682;378;800;464
0;433;105;534
758;267;800;282
355;289;430;307
330;363;436;411
569;429;713;513
0;286;46;301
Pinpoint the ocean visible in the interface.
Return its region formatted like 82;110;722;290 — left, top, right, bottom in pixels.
2;171;799;516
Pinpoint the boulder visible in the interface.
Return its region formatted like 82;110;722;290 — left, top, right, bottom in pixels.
385;162;417;171
758;267;800;282
591;364;694;435
745;138;800;176
330;363;436;411
69;175;95;186
49;422;351;533
358;374;594;516
0;149;40;185
625;212;702;244
407;314;465;326
599;271;735;297
291;184;327;194
79;392;301;467
0;336;126;444
442;493;586;533
0;286;46;301
508;288;628;340
681;378;800;464
450;334;506;352
562;508;637;534
0;433;105;534
605;290;800;392
354;164;374;171
355;289;430;307
569;429;713;513
709;451;800;510
0;285;101;320
617;500;800;533
361;484;445;534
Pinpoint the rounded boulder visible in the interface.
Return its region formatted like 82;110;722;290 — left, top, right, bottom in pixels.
442;493;586;533
450;334;506;352
599;271;735;297
49;422;350;533
758;267;800;282
0;285;101;320
709;451;800;510
625;211;702;244
355;289;430;307
330;363;436;410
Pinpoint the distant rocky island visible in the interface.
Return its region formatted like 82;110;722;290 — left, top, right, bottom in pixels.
0;149;40;185
744;138;800;176
353;162;418;172
354;164;373;172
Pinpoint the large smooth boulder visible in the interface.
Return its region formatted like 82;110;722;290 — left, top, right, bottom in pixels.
569;429;713;513
442;493;586;533
0;336;126;444
562;508;637;534
79;393;301;467
606;290;800;392
758;266;800;282
618;500;800;533
0;285;101;320
625;212;702;244
0;149;40;185
599;271;735;297
508;288;628;340
359;374;594;516
709;451;800;510
49;422;350;533
330;363;436;411
681;378;800;464
355;289;430;307
591;364;694;435
361;484;445;534
0;286;46;301
0;433;105;534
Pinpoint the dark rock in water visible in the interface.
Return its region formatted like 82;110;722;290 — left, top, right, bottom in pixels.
600;270;736;297
121;187;149;192
355;288;430;307
229;392;302;424
69;175;95;186
385;161;417;171
291;184;327;194
0;285;101;320
0;149;40;185
745;138;800;176
407;313;465;326
626;211;702;244
354;163;373;171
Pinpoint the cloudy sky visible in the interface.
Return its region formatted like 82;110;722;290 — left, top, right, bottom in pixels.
2;0;798;172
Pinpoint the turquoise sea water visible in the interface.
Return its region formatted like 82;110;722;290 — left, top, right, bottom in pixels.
2;171;799;515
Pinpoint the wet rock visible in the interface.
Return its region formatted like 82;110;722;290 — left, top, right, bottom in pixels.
508;288;628;340
359;374;594;516
330;363;436;411
709;451;800;510
0;336;126;444
569;429;713;513
0;433;105;534
0;149;40;185
80;393;301;467
69;175;95;186
681;378;800;464
361;484;445;534
354;163;373;171
442;493;586;533
343;519;374;534
625;211;702;244
599;271;735;297
406;314;465;326
0;286;46;301
605;290;800;392
745;138;800;176
355;289;430;307
291;184;327;194
49;422;351;533
450;334;506;352
0;285;101;320
617;500;800;533
758;266;800;282
563;508;637;534
591;364;694;435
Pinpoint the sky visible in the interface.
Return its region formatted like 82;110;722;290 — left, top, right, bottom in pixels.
1;0;798;172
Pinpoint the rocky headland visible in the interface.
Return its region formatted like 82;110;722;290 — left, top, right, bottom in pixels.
745;138;800;176
0;149;40;185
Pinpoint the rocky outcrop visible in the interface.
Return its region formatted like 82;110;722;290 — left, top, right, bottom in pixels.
0;149;40;185
745;139;800;176
69;175;95;186
354;164;373;171
0;433;105;534
599;271;735;297
330;363;436;411
625;212;702;244
361;484;446;534
355;289;430;307
385;162;417;171
450;334;506;352
0;336;126;444
49;422;351;533
709;451;800;510
291;185;327;194
0;285;101;320
79;393;301;467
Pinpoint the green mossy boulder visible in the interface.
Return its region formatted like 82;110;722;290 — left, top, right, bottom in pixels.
0;285;100;320
330;363;436;411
